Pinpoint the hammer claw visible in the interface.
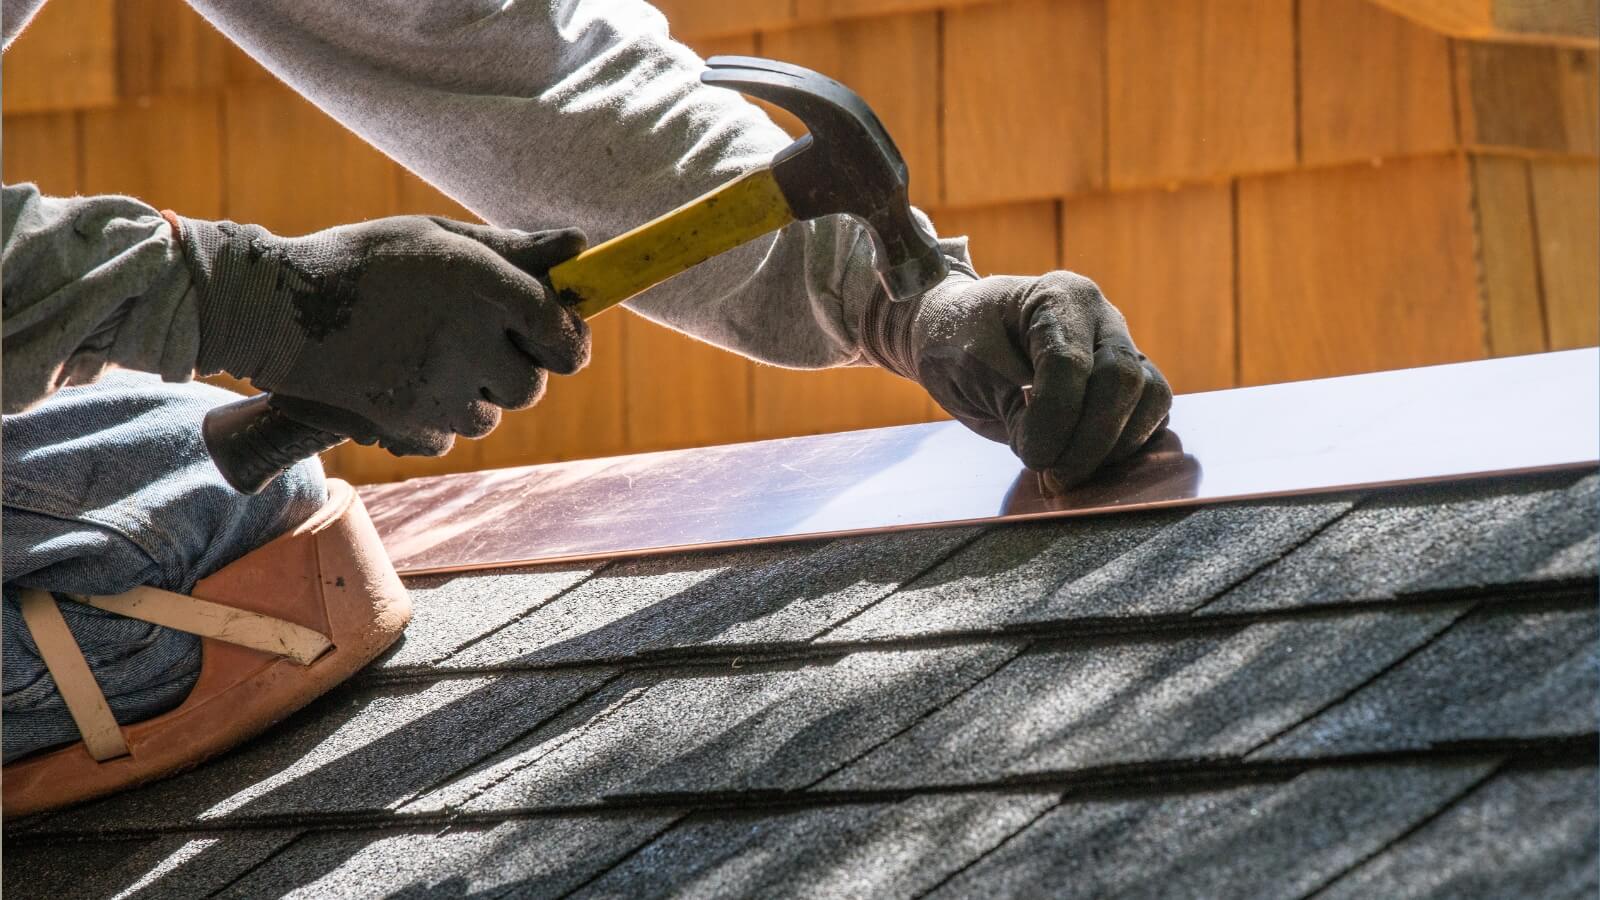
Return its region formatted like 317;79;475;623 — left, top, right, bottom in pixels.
701;56;947;302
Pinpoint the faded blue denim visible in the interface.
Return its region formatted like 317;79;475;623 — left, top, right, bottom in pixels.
3;371;326;762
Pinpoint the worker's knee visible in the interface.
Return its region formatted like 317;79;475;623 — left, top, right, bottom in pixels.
2;370;327;595
2;373;327;761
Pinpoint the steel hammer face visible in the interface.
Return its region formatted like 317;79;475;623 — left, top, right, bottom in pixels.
702;56;949;302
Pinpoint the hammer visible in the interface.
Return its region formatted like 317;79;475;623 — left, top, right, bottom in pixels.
202;56;948;493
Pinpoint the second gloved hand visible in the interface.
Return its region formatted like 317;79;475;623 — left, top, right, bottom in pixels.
862;269;1173;489
175;214;589;456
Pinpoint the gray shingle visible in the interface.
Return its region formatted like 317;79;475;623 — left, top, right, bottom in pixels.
8;470;1594;899
1207;472;1598;614
1;829;299;900
440;528;978;669
43;669;612;832
1256;606;1598;759
826;496;1352;642
569;793;1060;900
1318;766;1599;900
214;815;680;900
379;563;599;670
927;762;1494;899
824;607;1466;790
411;645;1016;813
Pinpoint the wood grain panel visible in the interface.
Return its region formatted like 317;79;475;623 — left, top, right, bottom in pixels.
81;95;224;218
1108;0;1296;187
222;83;397;234
794;0;992;23
1;112;82;195
1368;0;1598;44
1238;156;1485;385
751;365;934;438
1456;42;1599;157
1470;155;1548;356
394;168;480;222
1;0;117;113
1299;0;1456;166
1062;184;1236;393
761;13;942;207
222;41;276;85
933;202;1060;275
1530;159;1600;349
115;0;228;98
654;0;793;40
1489;0;1599;42
623;313;755;452
477;311;628;468
684;32;758;59
944;0;1105;204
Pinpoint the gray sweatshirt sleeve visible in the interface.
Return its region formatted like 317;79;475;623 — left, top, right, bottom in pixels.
1;183;199;413
183;0;968;369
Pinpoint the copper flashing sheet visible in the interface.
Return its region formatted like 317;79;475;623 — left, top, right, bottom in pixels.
364;349;1600;575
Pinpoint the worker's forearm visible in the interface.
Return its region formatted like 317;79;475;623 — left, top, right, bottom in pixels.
1;184;199;413
1;0;45;46
185;0;969;369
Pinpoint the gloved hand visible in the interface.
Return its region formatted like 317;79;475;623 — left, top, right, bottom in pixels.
172;214;589;457
862;269;1173;489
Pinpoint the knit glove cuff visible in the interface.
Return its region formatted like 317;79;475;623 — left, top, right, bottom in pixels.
176;216;306;386
859;256;977;381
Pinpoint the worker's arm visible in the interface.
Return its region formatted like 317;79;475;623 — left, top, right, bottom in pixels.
1;182;589;456
1;183;200;412
179;1;1171;481
178;0;941;370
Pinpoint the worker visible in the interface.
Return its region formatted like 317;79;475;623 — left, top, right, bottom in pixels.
1;1;1171;774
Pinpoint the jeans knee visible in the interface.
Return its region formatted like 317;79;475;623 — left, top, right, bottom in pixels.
3;371;328;593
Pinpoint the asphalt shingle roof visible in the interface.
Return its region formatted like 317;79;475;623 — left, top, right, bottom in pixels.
5;469;1596;898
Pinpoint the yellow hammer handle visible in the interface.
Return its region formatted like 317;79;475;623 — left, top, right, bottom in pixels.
549;167;796;320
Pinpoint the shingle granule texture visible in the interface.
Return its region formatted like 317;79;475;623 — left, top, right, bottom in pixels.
7;471;1594;898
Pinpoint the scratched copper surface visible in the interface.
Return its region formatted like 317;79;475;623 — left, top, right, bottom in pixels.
363;349;1600;575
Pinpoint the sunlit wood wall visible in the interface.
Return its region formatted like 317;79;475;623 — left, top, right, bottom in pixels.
5;0;1596;484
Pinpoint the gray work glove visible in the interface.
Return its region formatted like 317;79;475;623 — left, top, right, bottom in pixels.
862;269;1173;489
174;214;589;457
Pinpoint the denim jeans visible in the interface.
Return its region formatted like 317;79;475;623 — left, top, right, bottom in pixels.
3;371;326;762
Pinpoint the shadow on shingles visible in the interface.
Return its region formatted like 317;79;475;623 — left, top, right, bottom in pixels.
1378;471;1599;590
362;604;1472;898
14;527;993;896
440;532;934;667
15;471;1593;898
191;643;993;896
19;616;1441;896
279;472;1595;897
1210;470;1597;614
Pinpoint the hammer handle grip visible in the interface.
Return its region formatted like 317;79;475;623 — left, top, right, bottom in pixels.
202;394;345;494
207;169;799;493
548;166;795;318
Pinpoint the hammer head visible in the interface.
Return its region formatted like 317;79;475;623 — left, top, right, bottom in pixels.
702;56;948;302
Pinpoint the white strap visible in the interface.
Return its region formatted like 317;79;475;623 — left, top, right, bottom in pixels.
18;590;130;762
78;585;332;666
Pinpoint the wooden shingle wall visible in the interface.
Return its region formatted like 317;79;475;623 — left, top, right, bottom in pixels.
4;0;1596;483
